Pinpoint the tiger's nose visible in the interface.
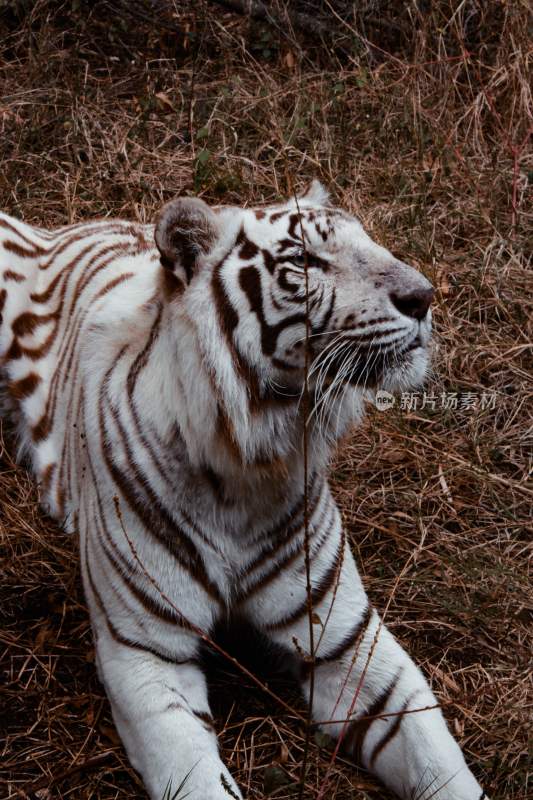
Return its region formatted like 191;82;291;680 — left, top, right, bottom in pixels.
390;287;434;321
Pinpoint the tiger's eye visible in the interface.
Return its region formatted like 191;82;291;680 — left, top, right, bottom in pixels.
291;254;306;268
291;253;319;269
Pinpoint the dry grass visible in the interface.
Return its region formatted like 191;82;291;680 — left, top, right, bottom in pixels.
0;1;531;798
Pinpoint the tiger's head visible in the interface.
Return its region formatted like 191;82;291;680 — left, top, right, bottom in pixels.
155;181;433;413
152;182;433;481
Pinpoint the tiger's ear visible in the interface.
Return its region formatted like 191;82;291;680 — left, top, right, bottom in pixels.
155;197;219;283
300;179;330;206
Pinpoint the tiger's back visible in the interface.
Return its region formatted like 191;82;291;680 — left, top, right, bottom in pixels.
0;212;160;520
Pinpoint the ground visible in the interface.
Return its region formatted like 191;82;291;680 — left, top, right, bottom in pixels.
0;2;531;799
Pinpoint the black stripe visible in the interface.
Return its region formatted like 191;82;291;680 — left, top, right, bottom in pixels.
123;306;176;485
369;694;410;766
266;534;344;630
3;269;25;282
84;534;196;667
99;361;224;605
312;604;373;669
82;391;200;632
314;286;336;336
9;372;41;400
126;303;163;395
29;241;135;438
344;670;402;763
30;269;65;303
37;224;134;270
2;238;45;258
239;265;307;357
8;313;59;363
71;241;133;300
211;252;263;410
242;477;323;577
93;271;134;299
57;349;85;510
94;512;192;630
91;533;148;627
0;216;47;249
240;490;332;602
164;704;213;730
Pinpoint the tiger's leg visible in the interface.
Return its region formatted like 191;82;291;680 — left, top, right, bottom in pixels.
245;511;486;800
94;627;242;800
82;514;241;800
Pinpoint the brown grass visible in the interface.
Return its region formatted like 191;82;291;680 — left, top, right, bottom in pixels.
0;1;531;799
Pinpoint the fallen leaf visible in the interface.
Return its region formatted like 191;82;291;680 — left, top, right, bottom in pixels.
34;626;53;650
155;92;174;113
431;664;460;695
453;717;464;736
284;50;296;69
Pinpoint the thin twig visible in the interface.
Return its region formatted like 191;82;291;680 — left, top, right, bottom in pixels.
316;702;441;726
291;188;316;800
21;751;115;797
316;548;420;800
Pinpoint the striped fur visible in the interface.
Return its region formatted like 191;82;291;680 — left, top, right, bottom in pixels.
0;183;486;799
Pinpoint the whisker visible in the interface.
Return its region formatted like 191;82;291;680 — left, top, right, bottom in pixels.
314;342;359;434
308;341;350;424
316;356;349;433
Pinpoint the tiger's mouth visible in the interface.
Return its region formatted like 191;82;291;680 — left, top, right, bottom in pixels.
310;331;428;390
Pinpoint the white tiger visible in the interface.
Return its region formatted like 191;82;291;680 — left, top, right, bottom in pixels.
0;182;487;800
